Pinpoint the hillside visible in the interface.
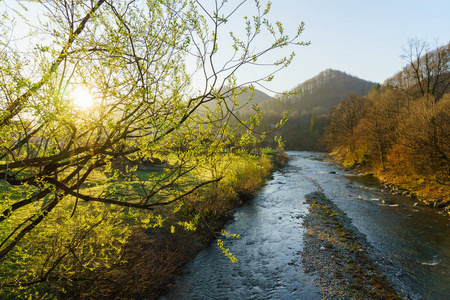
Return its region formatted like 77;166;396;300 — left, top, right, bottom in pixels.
236;88;270;107
260;69;377;115
201;86;270;112
327;41;450;211
258;69;377;150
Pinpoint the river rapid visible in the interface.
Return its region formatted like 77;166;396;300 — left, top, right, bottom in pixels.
166;151;450;299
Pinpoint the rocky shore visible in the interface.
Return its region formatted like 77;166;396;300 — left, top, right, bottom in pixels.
344;164;450;218
300;191;401;299
379;180;450;217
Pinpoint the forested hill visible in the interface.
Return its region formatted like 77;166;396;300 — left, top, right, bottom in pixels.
236;88;270;107
202;86;270;112
258;69;377;150
260;69;377;115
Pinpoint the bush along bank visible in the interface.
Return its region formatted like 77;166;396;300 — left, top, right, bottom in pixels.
377;174;450;217
300;191;400;299
331;153;450;218
62;150;287;299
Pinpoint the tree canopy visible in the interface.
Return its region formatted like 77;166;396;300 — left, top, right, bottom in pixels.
328;40;450;188
0;0;307;296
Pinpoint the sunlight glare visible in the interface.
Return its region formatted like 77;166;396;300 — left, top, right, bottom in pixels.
71;86;95;108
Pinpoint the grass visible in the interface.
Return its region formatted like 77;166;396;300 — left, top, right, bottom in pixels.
0;149;283;299
330;151;450;212
378;171;450;212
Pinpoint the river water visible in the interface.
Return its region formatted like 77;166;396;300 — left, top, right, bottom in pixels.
166;151;450;299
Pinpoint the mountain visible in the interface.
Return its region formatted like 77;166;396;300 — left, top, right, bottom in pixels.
235;88;270;107
258;69;378;150
201;86;270;112
260;69;377;115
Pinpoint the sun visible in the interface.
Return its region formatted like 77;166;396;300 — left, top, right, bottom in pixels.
71;86;95;108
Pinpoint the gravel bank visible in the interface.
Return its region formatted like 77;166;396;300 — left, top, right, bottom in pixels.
300;191;401;299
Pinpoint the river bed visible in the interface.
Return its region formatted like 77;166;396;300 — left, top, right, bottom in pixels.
166;151;450;299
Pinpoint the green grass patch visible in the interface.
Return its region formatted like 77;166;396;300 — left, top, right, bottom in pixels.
0;149;281;299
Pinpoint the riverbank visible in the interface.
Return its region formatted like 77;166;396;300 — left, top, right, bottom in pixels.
98;149;289;299
300;191;400;299
330;153;450;217
377;172;450;217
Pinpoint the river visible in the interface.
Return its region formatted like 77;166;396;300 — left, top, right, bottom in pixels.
166;151;450;299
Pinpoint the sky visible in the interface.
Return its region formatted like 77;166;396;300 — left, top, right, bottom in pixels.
3;0;450;97
227;0;450;94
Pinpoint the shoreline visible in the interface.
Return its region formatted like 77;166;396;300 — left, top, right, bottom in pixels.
142;150;289;299
377;175;450;217
300;191;400;299
328;152;450;218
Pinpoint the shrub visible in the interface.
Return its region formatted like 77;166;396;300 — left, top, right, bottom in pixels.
232;155;272;200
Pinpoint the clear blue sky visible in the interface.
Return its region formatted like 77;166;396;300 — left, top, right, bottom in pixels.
233;0;450;94
4;0;450;95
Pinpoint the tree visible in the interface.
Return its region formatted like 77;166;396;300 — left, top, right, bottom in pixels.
359;88;402;170
328;93;366;162
396;94;450;182
0;0;307;295
393;38;450;101
308;113;316;137
308;112;316;148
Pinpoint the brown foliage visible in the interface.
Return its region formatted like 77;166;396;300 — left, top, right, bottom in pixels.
328;93;366;163
328;41;450;203
396;95;450;182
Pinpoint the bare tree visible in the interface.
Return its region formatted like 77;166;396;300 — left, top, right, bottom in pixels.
397;95;450;182
398;38;450;101
328;93;366;162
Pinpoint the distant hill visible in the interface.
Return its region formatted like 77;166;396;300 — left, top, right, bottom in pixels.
201;86;270;112
235;88;270;107
260;69;377;115
258;69;378;150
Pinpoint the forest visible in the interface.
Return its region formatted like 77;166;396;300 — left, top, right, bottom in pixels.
328;39;450;208
256;69;376;150
251;39;450;210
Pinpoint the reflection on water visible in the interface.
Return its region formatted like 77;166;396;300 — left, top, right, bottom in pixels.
293;152;450;300
166;157;322;299
167;152;450;300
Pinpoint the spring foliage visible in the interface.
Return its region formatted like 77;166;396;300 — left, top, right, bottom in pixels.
0;0;306;297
